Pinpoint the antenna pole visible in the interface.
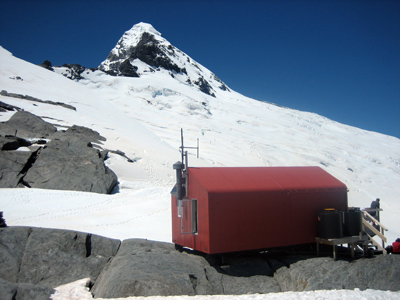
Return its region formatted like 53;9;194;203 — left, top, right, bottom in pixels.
180;128;200;169
180;128;184;167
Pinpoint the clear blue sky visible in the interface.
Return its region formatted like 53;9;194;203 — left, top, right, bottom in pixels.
1;0;399;138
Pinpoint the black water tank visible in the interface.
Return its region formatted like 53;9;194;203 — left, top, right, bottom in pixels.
343;209;362;236
317;209;343;239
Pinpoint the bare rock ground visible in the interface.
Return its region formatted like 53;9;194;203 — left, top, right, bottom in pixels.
1;226;399;300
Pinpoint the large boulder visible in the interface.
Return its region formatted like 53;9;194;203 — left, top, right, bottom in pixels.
0;111;56;138
0;150;32;188
274;255;400;292
0;278;55;300
91;239;223;298
23;131;117;194
0;227;120;300
0;136;34;188
0;111;118;194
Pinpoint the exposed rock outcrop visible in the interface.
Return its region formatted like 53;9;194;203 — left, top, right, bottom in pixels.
274;254;400;292
0;110;57;138
0;227;120;300
38;60;54;71
0;90;76;111
91;239;223;297
0;111;118;194
0;100;22;112
1;226;399;300
0;149;32;188
59;63;87;80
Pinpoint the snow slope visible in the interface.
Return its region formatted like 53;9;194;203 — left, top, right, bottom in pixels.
0;22;400;299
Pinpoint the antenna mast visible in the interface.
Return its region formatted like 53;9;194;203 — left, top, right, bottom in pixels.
180;128;199;171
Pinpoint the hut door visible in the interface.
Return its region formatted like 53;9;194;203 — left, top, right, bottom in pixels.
180;199;198;234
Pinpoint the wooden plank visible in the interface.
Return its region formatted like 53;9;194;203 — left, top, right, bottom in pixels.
362;211;388;231
362;219;387;242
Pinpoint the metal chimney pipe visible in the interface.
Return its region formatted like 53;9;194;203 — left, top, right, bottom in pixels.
173;161;184;200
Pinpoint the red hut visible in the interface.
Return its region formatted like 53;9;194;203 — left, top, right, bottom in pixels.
171;165;348;254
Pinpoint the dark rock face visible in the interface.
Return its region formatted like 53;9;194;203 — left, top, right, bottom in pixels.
274;255;400;292
91;239;223;297
194;76;216;97
119;59;139;77
22;136;117;193
102;32;187;77
130;32;187;75
38;60;54;71
0;150;32;188
0;227;120;300
0;226;399;299
60;63;87;80
0;278;55;300
0;111;118;194
0;110;57;138
0;90;76;111
212;73;230;92
0;212;6;227
0;100;22;112
0;136;32;151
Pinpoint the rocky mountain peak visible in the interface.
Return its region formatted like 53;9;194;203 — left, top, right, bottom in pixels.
99;23;230;96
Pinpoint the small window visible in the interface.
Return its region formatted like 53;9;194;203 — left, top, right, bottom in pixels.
180;199;198;234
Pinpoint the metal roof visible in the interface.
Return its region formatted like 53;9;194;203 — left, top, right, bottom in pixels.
188;166;347;193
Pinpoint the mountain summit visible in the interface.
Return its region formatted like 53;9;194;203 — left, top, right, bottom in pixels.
99;22;229;97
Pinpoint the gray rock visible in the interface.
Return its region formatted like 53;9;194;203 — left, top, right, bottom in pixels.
339;255;400;291
0;278;17;300
0;113;118;193
22;136;117;193
0;227;120;291
0;278;56;300
0;111;56;138
64;124;106;144
1;226;399;299
0;100;21;112
0;90;76;111
91;239;222;298
0;136;32;151
273;255;400;292
221;275;281;295
214;255;281;295
219;255;274;277
0;227;32;282
0;150;32;188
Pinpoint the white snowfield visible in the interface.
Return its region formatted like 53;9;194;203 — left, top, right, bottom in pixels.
1;23;400;299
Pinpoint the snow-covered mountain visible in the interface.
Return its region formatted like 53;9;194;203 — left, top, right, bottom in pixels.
98;22;229;96
0;22;399;247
